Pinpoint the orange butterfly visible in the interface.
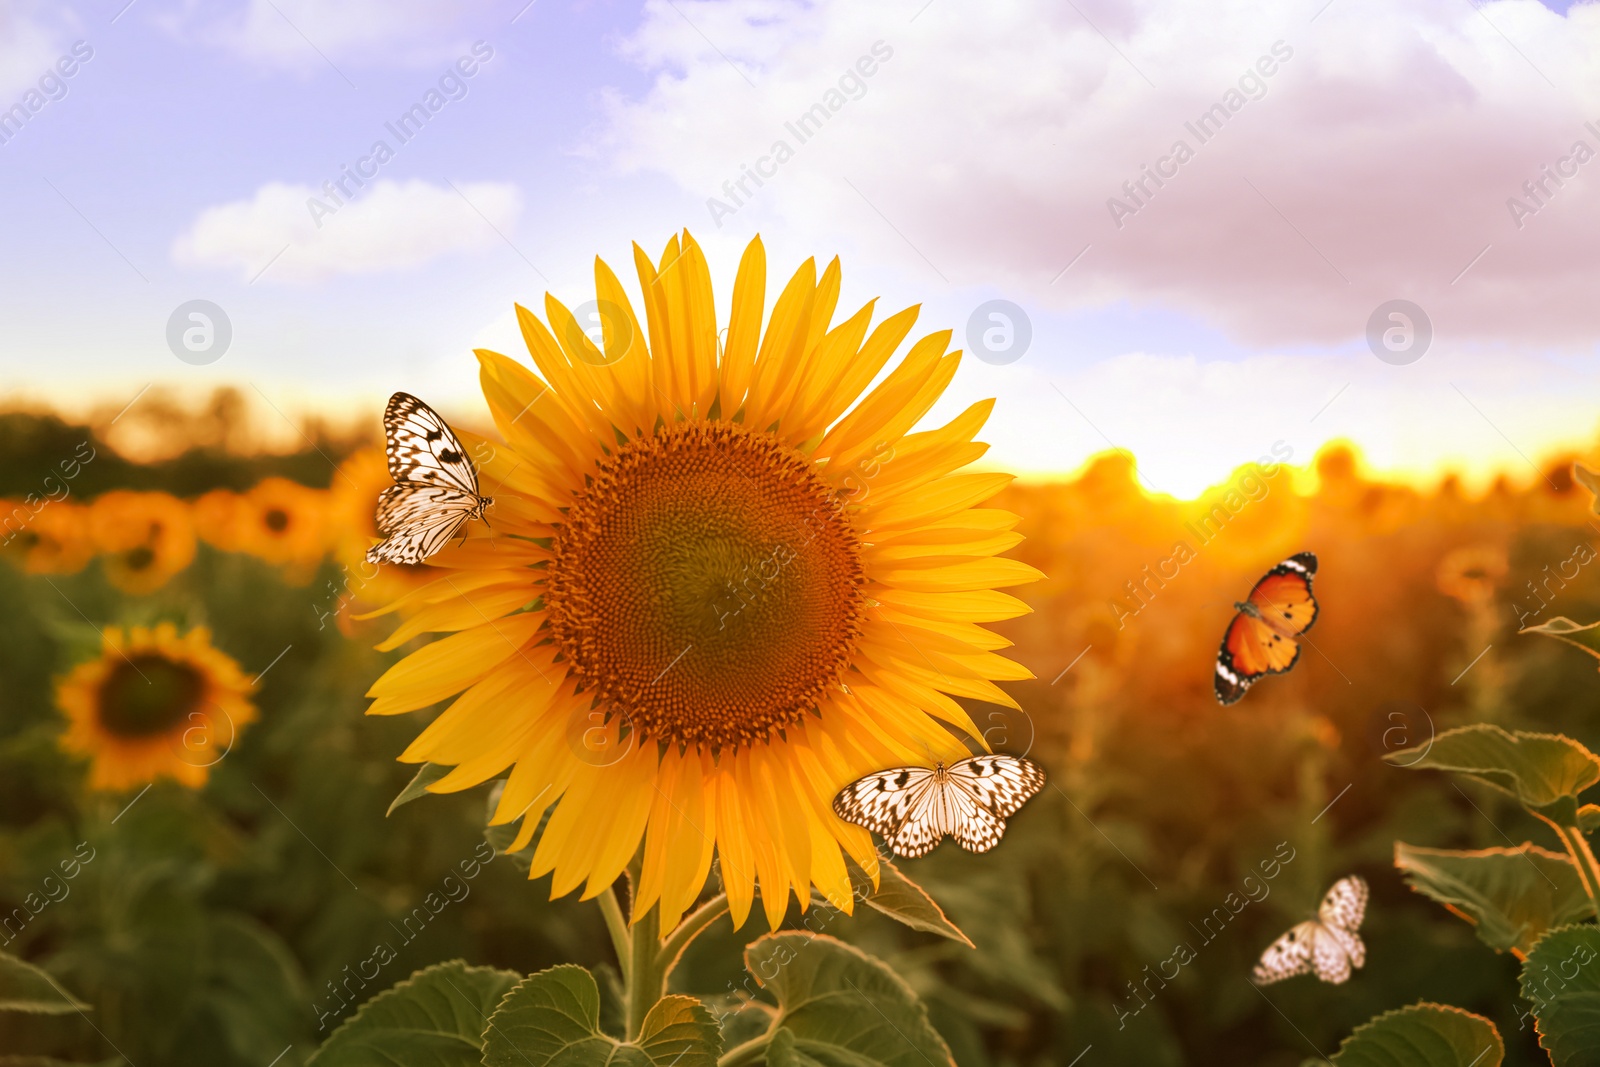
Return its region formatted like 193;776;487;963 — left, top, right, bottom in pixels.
1214;552;1319;705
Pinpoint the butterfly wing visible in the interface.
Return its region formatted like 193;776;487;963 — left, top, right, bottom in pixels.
832;767;939;841
1310;925;1356;984
1252;920;1319;984
1215;553;1318;705
948;788;1007;853
383;392;481;495
947;755;1047;818
1318;875;1368;969
1247;552;1319;636
367;486;479;564
886;780;952;858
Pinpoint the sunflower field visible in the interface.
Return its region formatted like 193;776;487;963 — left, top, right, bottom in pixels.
6;235;1600;1067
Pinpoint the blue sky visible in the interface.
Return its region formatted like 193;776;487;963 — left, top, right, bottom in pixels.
4;0;1600;494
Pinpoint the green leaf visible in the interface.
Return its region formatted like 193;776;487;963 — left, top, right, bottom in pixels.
840;858;975;948
745;933;954;1067
481;966;719;1066
387;763;451;816
1394;842;1596;954
636;995;722;1067
1382;723;1600;809
1520;924;1600;1066
480;965;629;1066
306;959;519;1067
1328;1002;1502;1067
0;952;87;1015
1523;615;1600;670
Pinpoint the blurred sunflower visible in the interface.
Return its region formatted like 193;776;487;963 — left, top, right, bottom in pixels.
89;491;197;594
1436;545;1508;606
192;488;248;553
57;623;257;791
366;231;1042;931
2;502;96;575
240;477;329;580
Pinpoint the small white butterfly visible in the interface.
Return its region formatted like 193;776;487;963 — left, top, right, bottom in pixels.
366;392;494;565
1252;875;1368;985
831;754;1046;859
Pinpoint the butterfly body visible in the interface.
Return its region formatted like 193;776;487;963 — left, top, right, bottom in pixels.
1215;551;1319;705
832;754;1046;858
1253;875;1368;985
367;392;494;565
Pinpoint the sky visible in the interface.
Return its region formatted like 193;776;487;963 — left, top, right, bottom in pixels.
2;0;1600;495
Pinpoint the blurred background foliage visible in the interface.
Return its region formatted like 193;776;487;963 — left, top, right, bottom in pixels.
3;395;1598;1066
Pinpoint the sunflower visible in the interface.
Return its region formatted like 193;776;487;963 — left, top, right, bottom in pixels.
57;622;257;791
1436;545;1508;606
366;231;1042;931
2;501;96;575
192;488;249;553
89;491;197;594
238;477;330;581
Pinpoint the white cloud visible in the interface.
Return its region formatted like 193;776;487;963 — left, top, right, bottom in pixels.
601;0;1600;347
172;178;522;283
0;0;76;98
163;0;498;71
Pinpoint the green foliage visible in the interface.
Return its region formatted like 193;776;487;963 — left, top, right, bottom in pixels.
1394;843;1594;955
1320;1002;1503;1067
1519;925;1600;1066
389;763;451;816
841;858;973;947
1381;724;1600;812
0;952;85;1014
744;932;955;1067
1523;617;1600;672
306;960;519;1067
479;965;720;1066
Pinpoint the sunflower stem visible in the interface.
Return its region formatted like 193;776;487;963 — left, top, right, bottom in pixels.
717;1032;773;1067
656;892;730;982
597;886;633;986
625;894;662;1041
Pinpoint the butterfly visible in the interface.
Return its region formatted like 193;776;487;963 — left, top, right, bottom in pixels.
831;754;1046;858
366;392;494;565
1252;875;1368;985
1214;551;1319;705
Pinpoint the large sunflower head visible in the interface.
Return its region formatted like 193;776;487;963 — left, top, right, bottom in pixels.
366;231;1041;931
89;491;197;595
3;501;96;575
57;622;258;791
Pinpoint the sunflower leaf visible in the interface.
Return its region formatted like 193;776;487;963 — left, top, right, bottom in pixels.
306;959;518;1067
1394;842;1596;955
636;995;722;1067
480;965;720;1067
1326;1002;1503;1066
843;858;974;947
1519;924;1600;1066
744;932;955;1067
0;951;86;1014
1381;723;1600;810
1522;616;1600;671
388;762;451;816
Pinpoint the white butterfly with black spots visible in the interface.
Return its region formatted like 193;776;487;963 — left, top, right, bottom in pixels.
832;754;1046;859
1252;875;1368;985
366;392;494;565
